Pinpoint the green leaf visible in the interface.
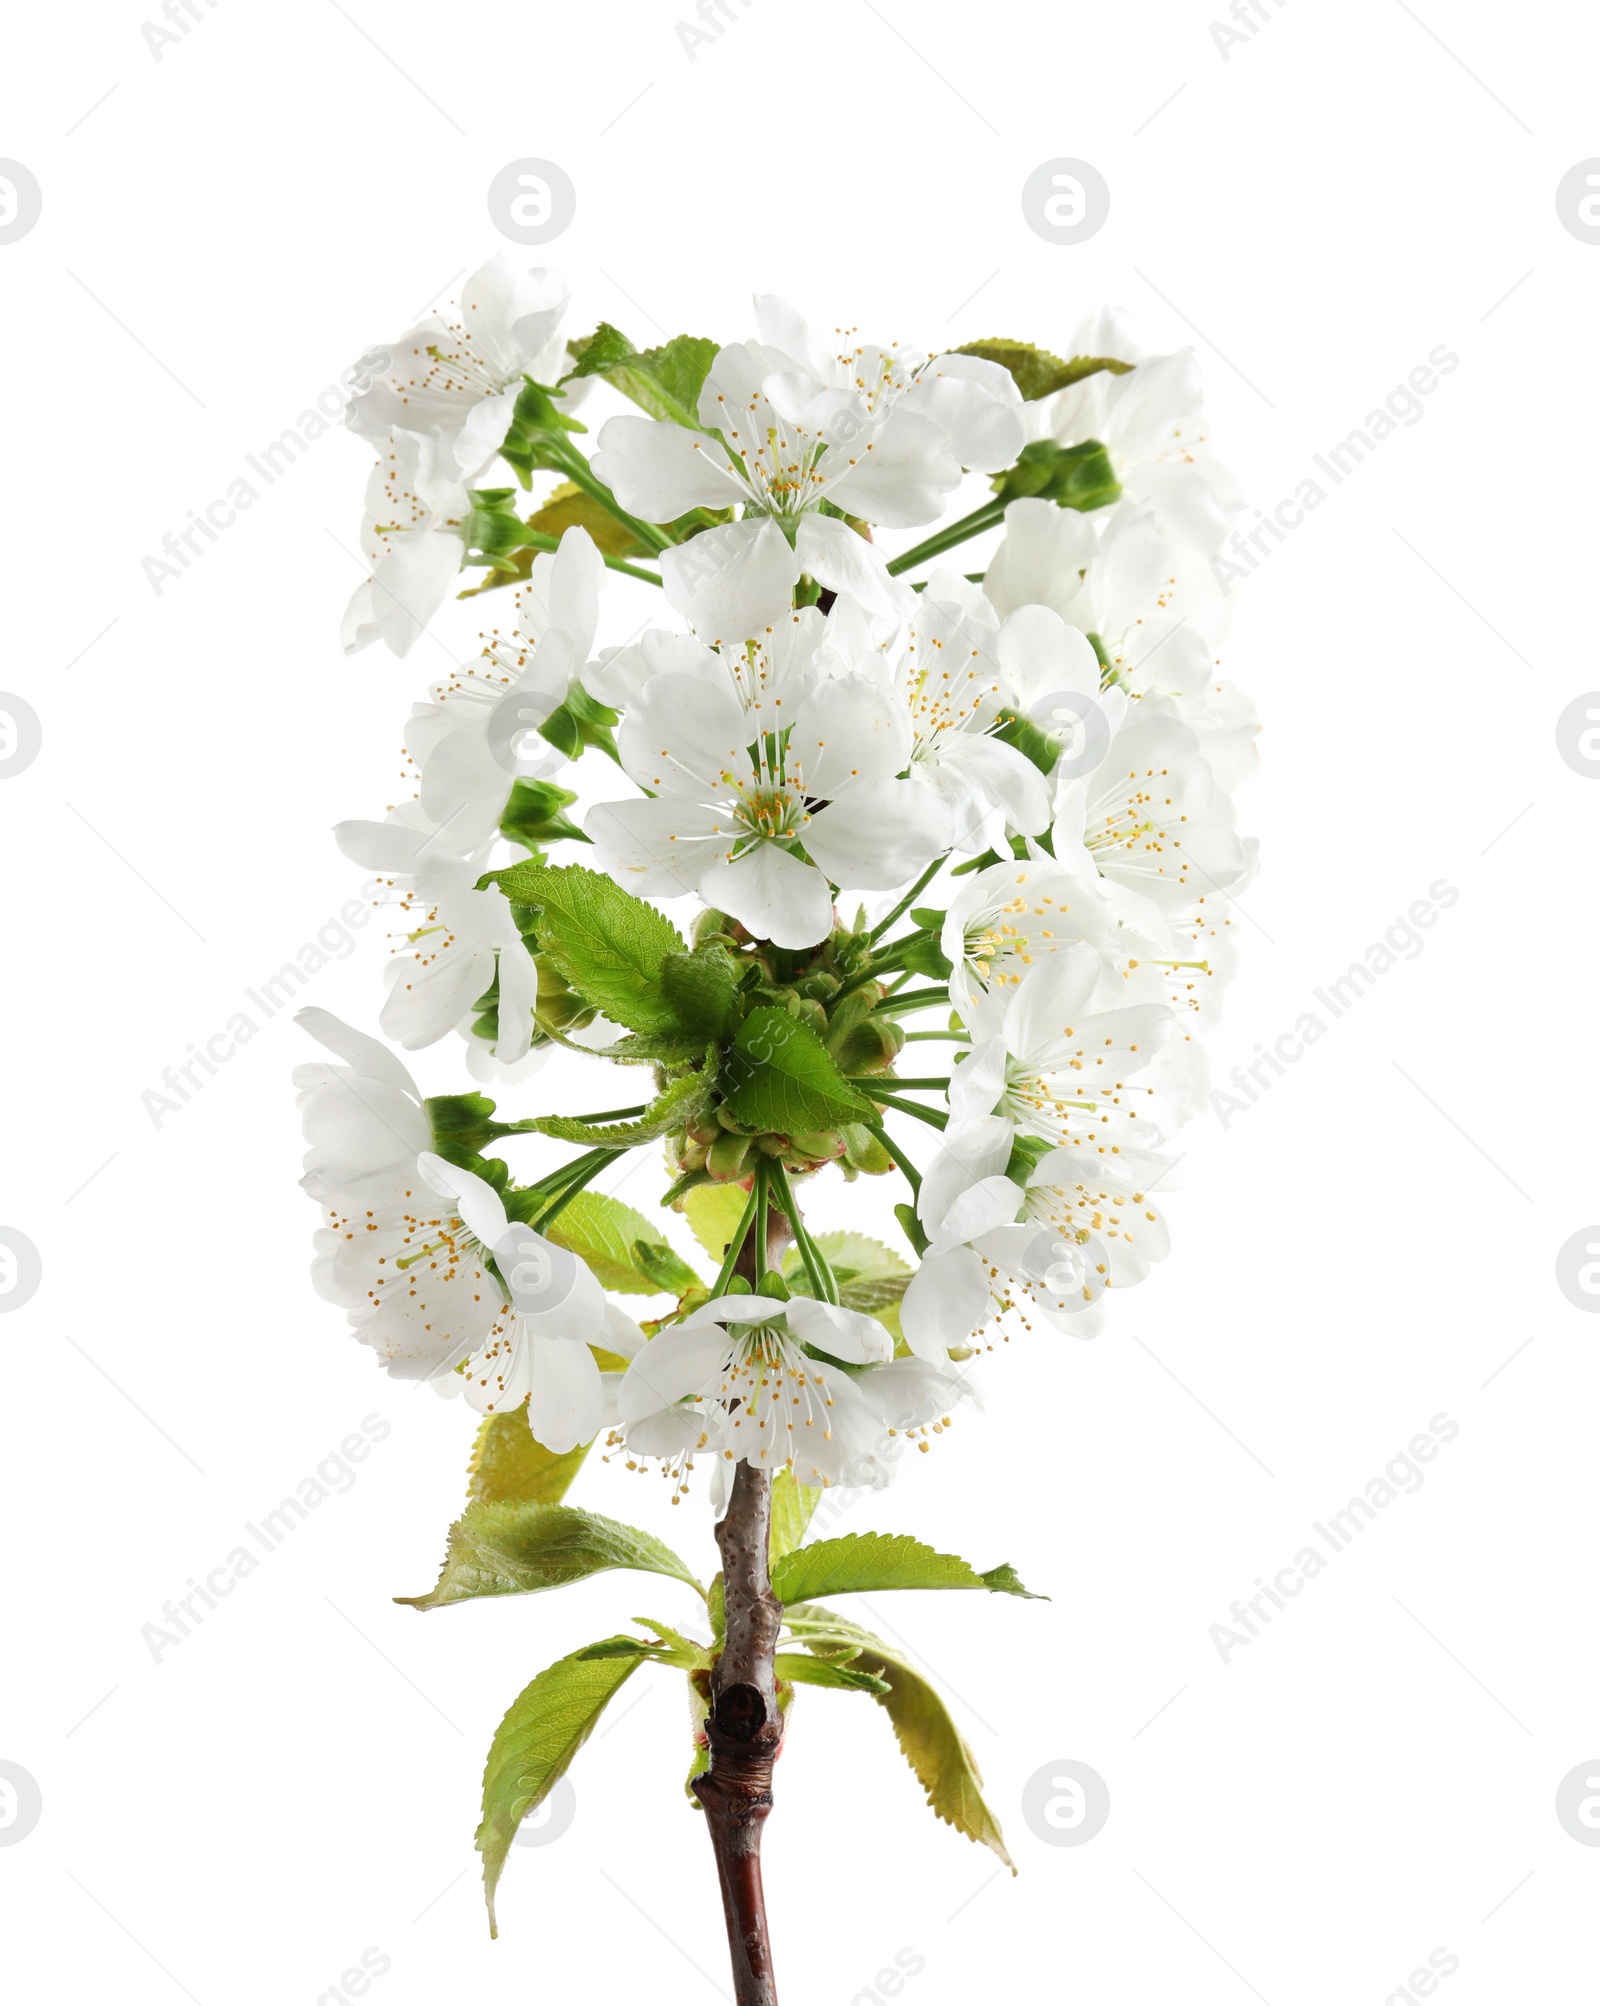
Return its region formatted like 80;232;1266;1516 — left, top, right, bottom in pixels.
770;1532;1043;1605
491;863;686;1036
543;1188;692;1296
769;1467;819;1564
660;946;739;1041
478;1644;645;1933
466;1408;591;1508
565;321;640;378
722;1006;874;1135
785;1605;1014;1870
398;1501;702;1611
525;478;652;558
993;439;1121;512
775;1651;891;1696
684;1181;755;1262
569;324;719;431
954;339;1133;402
528;1068;711;1147
499;778;588;853
593;1030;708;1068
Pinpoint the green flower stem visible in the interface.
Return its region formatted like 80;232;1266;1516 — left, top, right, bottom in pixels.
857;1090;948;1132
515;527;664;587
863;1119;922;1194
830;942;919;1002
873;987;955;1016
885;499;1006;577
708;1167;766;1299
522;1145;616;1194
767;1161;838;1305
903;1030;971;1043
846;1076;950;1091
546;444;674;555
867;858;944;943
531;1149;617;1229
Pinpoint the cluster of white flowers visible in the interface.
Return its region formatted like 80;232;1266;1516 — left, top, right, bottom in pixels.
299;255;1257;1504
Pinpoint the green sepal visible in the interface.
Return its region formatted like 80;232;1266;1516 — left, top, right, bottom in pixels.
398;1500;703;1612
497;377;588;487
477;1645;644;1934
1004;1131;1052;1185
499;778;588;852
894;1201;930;1256
899;934;954;981
993;438;1121;512
464;485;539;570
423;1092;503;1169
992;709;1062;777
537;692;619;766
629;1238;704;1297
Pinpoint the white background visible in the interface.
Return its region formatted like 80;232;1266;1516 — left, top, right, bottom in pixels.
2;2;1597;2001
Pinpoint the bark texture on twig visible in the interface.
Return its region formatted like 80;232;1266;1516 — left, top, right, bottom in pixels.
690;1202;792;2006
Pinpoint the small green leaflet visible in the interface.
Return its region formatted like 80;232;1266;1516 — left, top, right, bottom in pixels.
491;862;687;1037
770;1532;1043;1604
684;1182;752;1262
523;479;652;557
478;1644;645;1933
774;1652;891;1696
784;1604;1014;1871
953;338;1133;401
722;1007;874;1134
529;1068;711;1147
397;1501;702;1611
768;1467;819;1564
567;323;719;432
466;1408;591;1508
543;1189;688;1296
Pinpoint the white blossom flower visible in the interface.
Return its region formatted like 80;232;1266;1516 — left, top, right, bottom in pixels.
585;664;951;950
617;1290;954;1500
341;431;470;660
1038;349;1239;554
295;1011;499;1386
952;945;1177;1149
1049;710;1256;916
334;808;541;1067
405;526;605;847
941;854;1159;1017
417;1154;645;1450
346;253;571;484
900;1108;1171;1360
590;299;1025;640
983;498;1216;698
